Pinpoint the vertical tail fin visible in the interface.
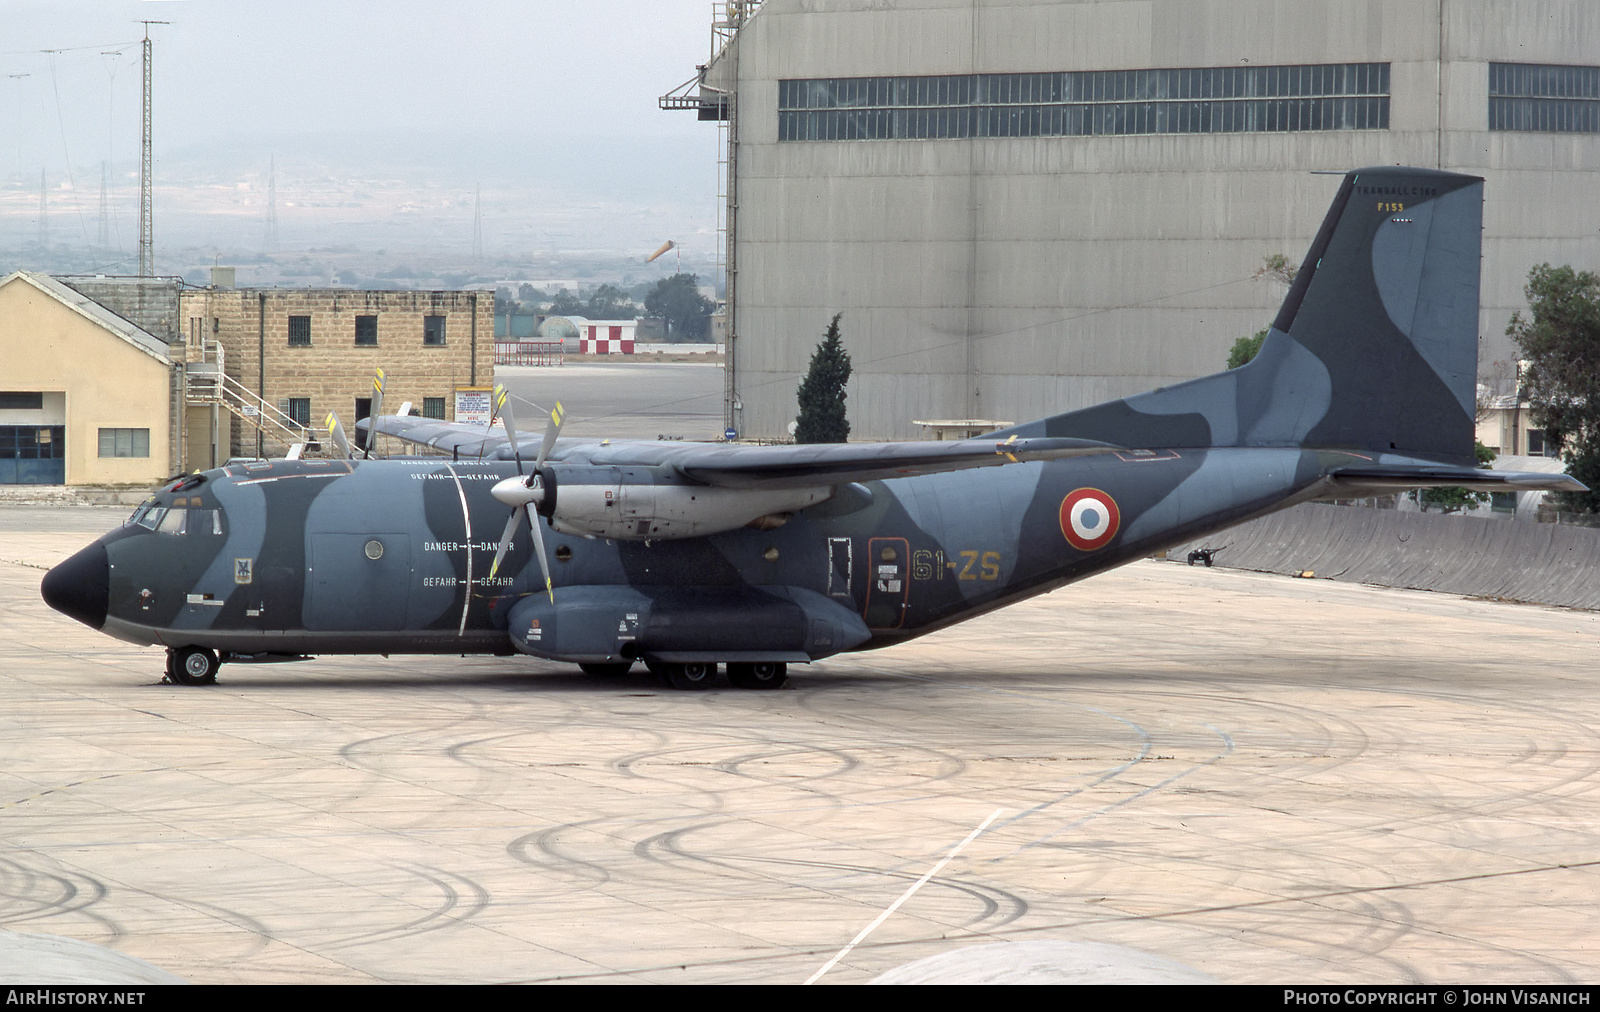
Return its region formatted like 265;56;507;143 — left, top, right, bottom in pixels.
1016;166;1485;466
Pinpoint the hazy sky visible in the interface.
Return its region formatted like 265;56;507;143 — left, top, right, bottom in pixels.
0;0;723;261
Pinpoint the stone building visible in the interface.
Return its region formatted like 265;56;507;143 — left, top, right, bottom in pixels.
178;285;494;460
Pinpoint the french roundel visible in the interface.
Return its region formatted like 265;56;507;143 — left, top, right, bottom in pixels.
1059;487;1121;551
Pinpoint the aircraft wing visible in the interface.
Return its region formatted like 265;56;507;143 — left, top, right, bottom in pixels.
598;436;1123;489
358;413;1118;486
357;414;511;458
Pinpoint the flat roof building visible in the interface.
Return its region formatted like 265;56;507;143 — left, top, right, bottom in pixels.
179;286;494;461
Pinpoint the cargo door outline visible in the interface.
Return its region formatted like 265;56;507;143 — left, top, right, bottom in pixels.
862;536;909;629
306;533;412;631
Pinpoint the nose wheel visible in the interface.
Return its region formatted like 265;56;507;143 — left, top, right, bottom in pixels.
166;646;219;686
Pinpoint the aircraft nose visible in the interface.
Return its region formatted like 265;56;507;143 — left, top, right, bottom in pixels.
41;540;109;631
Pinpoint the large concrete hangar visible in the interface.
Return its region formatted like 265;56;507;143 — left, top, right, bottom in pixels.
673;0;1600;441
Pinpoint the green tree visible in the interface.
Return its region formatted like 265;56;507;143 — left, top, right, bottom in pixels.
644;273;716;341
1509;263;1600;513
584;283;637;320
1227;328;1268;369
1226;256;1299;370
795;314;852;444
547;289;585;317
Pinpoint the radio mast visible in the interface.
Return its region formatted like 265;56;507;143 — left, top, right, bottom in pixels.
138;21;166;276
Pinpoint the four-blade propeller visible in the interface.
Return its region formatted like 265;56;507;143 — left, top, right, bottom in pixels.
488;388;565;600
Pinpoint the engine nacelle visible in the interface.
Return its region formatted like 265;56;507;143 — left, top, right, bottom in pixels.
538;464;832;540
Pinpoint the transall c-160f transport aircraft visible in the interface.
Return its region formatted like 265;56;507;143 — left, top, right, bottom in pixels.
42;167;1583;690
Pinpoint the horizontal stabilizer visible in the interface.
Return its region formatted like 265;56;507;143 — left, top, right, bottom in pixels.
1327;466;1587;495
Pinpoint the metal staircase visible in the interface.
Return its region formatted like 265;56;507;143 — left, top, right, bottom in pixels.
183;341;314;457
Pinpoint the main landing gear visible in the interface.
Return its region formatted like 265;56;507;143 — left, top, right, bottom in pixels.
165;646;219;686
637;660;789;691
726;661;787;690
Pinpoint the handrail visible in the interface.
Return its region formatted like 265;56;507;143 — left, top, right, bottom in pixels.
183;338;313;453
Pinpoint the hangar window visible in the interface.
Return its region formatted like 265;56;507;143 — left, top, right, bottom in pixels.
286;398;311;428
422;397;446;419
288;315;312;346
98;428;150;458
779;63;1389;141
0;392;43;409
355;315;378;346
1490;63;1600;133
424;316;447;346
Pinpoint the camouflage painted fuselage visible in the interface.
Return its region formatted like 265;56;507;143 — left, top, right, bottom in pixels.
45;166;1585;674
85;443;1338;662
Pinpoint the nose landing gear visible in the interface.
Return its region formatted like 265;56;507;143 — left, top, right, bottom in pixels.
165;646;219;686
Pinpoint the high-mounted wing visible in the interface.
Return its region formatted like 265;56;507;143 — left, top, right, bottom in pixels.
570;435;1123;489
358;411;1118;484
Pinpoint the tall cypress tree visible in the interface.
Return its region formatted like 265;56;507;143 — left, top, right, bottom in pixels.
795;313;851;443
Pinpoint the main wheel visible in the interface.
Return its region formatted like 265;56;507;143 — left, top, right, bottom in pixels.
665;662;716;691
727;661;787;690
579;661;633;678
167;646;218;686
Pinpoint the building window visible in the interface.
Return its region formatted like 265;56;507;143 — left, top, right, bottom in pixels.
0;392;44;410
288;315;312;346
1;425;64;459
1525;429;1563;458
355;315;378;346
778;63;1390;141
422;397;446;420
1489;63;1600;133
97;428;150;458
423;316;446;346
286;398;311;427
1490;492;1518;513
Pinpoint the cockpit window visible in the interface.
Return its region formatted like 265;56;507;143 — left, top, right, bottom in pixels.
195;509;224;535
127;504;223;535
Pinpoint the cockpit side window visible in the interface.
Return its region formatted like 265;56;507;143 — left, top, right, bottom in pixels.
127;503;224;535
